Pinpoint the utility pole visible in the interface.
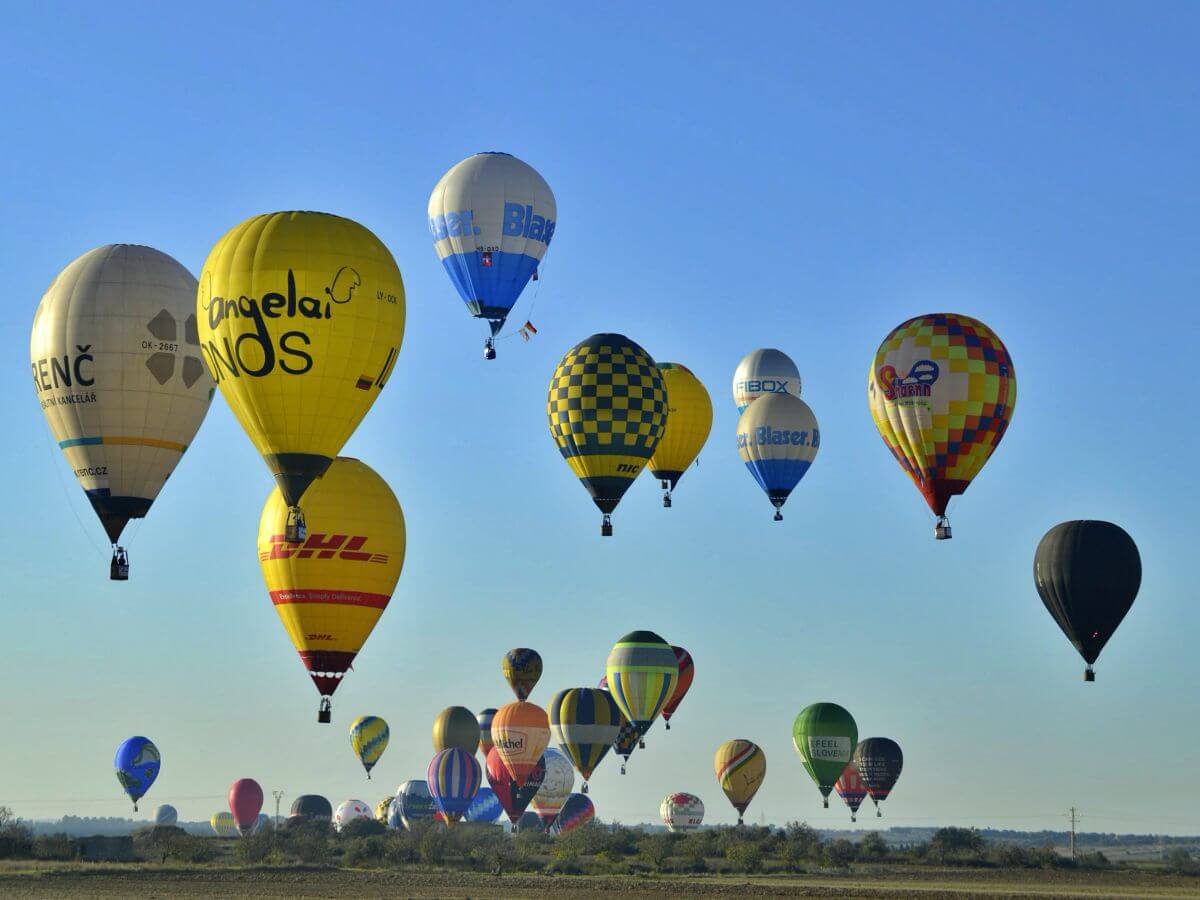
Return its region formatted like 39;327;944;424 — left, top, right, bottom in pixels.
1068;807;1077;859
273;790;284;829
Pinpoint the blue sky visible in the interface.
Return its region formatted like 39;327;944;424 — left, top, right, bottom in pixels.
3;3;1198;834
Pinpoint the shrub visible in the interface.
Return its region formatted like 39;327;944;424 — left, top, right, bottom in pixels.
343;836;388;867
824;838;858;868
638;833;675;871
234;831;274;864
1168;847;1198;875
166;833;217;863
781;821;822;868
419;827;450;865
0;807;34;859
339;817;387;838
285;830;330;865
930;827;985;863
725;839;764;873
32;833;75;861
858;831;888;860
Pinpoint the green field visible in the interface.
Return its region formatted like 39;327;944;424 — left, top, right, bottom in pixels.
3;863;1200;899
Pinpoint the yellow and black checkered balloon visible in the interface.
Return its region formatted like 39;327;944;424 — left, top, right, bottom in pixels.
547;333;667;519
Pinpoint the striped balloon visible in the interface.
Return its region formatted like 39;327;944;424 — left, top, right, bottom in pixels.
714;739;766;825
427;748;481;825
530;748;574;832
660;646;694;729
835;763;868;822
394;780;435;829
502;648;543;701
552;792;595;835
549;687;621;789
477;708;497;757
737;393;820;521
605;631;679;732
485;745;545;825
349;715;389;778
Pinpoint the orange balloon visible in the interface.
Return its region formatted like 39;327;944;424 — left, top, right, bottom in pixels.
490;701;550;788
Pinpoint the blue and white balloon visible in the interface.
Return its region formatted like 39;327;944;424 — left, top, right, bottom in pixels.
737;393;820;520
732;348;801;413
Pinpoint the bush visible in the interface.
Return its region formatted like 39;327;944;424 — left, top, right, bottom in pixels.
824;838;858;868
166;833;217;863
471;829;517;874
781;821;822;869
343;835;388;867
284;830;330;865
1168;847;1198;875
930;827;985;863
339;817;387;838
724;839;764;873
419;827;450;865
0;807;34;859
234;831;274;864
638;833;675;871
858;831;888;860
32;833;75;860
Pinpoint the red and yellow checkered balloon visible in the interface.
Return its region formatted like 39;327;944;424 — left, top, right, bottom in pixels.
867;313;1015;530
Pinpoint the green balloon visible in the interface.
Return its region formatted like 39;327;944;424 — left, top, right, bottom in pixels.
792;703;858;807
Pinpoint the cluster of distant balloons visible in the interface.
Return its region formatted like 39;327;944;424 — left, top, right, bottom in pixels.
41;150;1145;831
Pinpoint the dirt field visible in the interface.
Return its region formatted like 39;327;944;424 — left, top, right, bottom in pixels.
2;864;1199;899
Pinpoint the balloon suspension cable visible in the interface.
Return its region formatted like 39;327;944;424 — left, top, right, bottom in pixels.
286;506;307;543
1085;666;1095;682
318;697;332;724
483;337;496;360
110;546;130;581
601;514;613;537
935;515;952;540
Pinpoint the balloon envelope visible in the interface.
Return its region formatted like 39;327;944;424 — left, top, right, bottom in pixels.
660;646;694;727
549;687;621;786
547;333;667;533
31;245;214;552
553;793;595;835
486;746;545;825
660;792;705;832
868;313;1015;533
792;703;858;805
289;794;332;821
152;804;177;828
714;739;765;823
477;708;497;757
350;715;390;777
334;799;372;831
427;748;482;825
853;738;904;812
210;812;237;837
428;152;556;342
737;393;820;519
530;748;575;830
198;210;405;510
465;786;503;824
605;631;679;731
649;363;713;497
114;737;160;810
228;779;264;835
394;780;435;829
835;763;868;820
491;701;550;787
1034;520;1141;679
502;648;543;701
432;706;481;755
259;457;405;703
732;348;801;413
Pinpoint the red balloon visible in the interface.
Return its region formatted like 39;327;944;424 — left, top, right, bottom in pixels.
228;778;264;835
661;646;694;727
485;745;545;825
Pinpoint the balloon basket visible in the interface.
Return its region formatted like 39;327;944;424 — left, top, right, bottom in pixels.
662;492;672;508
601;514;613;537
1085;667;1095;682
851;814;856;822
484;338;496;360
318;697;332;724
773;510;783;522
639;740;646;749
823;798;829;809
286;507;307;543
935;517;952;540
665;721;671;730
620;763;626;775
110;547;129;581
877;809;882;818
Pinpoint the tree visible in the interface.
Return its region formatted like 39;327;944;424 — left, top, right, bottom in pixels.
638;833;675;871
858;831;888;859
930;827;985;863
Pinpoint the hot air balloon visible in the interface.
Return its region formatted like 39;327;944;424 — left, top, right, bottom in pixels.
732;349;801;413
477;708;497;757
605;631;679;743
428;152;556;359
549;687;621;792
648;363;713;507
1034;521;1142;681
289;794;332;822
198;211;405;543
373;796;394;823
228;779;264;835
31;245;214;579
597;676;644;774
465;786;503;824
530;748;575;832
491;701;550;787
714;739;765;825
152;804;177;828
485;746;545;826
793;703;858;808
868;313;1016;539
428;748;482;825
114;737;159;811
350;715;389;778
660;793;705;832
432;706;481;755
502;648;543;700
334;799;371;832
210;812;238;837
547;334;668;535
253;813;273;834
737;393;820;521
394;780;436;829
661;646;694;731
835;763;868;822
258;457;405;723
853;738;903;817
552;793;596;835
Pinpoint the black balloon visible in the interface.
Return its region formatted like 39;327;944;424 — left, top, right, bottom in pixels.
853;738;903;815
289;794;332;821
1034;520;1141;680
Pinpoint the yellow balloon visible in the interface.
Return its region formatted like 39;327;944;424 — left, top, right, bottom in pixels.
258;457;405;722
714;739;766;825
648;362;712;507
198;211;405;537
432;706;481;755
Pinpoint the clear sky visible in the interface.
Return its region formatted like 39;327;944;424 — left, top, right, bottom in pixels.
2;2;1197;835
